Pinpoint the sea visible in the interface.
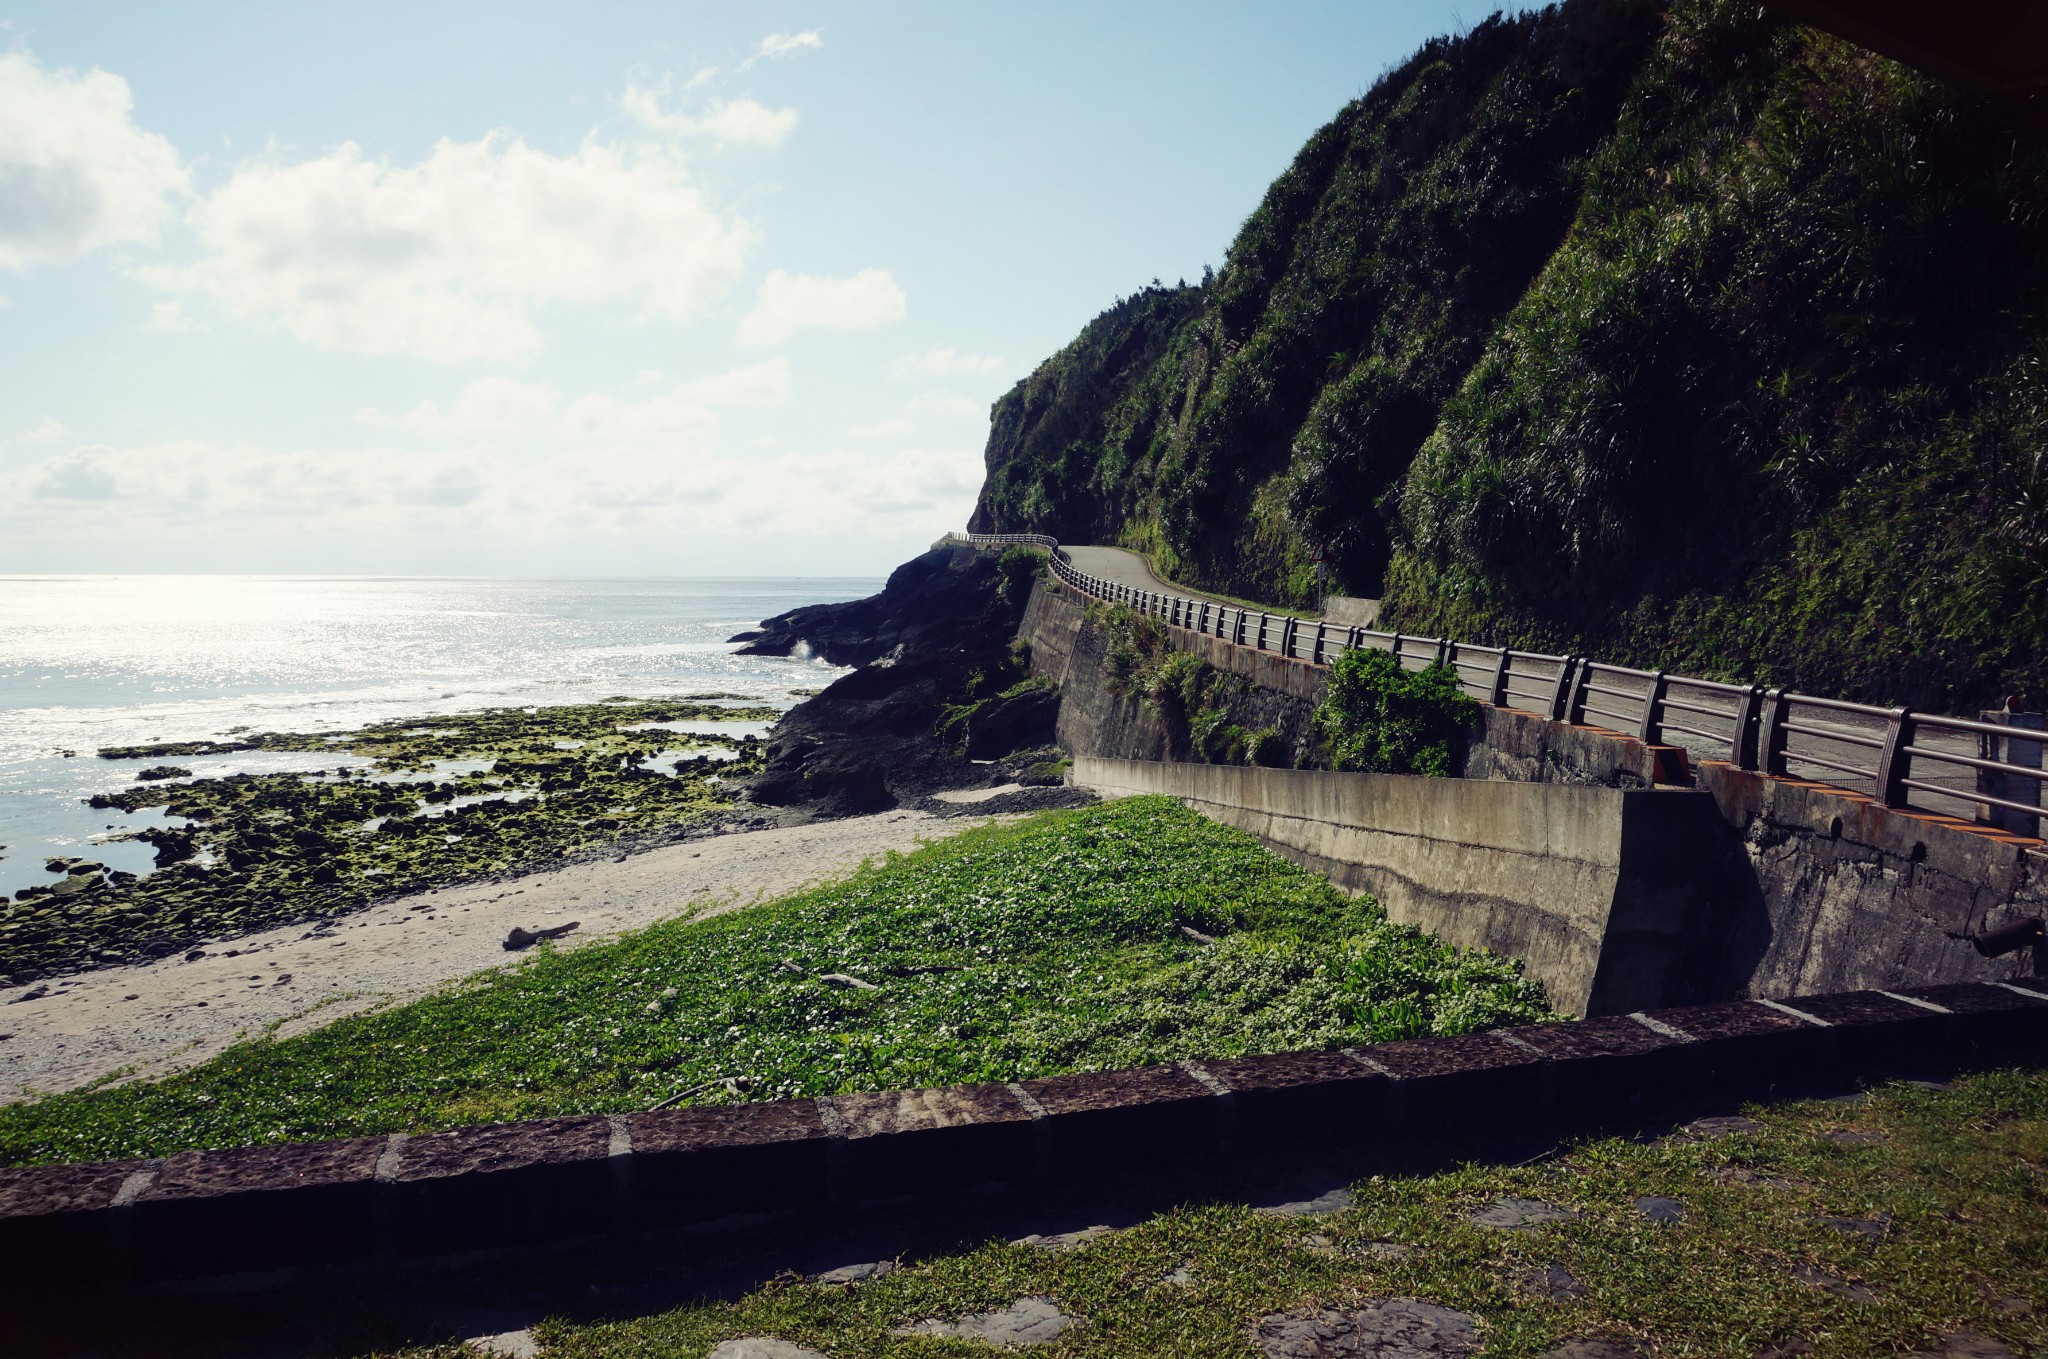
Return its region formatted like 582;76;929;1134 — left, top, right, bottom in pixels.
0;576;877;899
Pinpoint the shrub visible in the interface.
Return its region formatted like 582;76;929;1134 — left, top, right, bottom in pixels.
1314;649;1477;776
995;545;1047;606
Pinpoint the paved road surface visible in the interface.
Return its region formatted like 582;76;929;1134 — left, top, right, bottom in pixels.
1061;545;1236;605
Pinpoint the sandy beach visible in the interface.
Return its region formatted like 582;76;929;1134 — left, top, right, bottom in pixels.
0;808;1007;1103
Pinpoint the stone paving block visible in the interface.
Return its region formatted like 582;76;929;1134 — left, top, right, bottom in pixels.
1790;1262;1877;1303
1636;1001;1816;1088
1251;1300;1479;1358
708;1339;831;1359
1365;1033;1546;1130
1814;1212;1893;1238
137;1136;383;1277
1519;1263;1586;1300
1537;1341;1647;1359
812;1259;897;1285
0;1158;140;1284
1468;1196;1577;1229
1633;1195;1685;1224
628;1100;835;1223
388;1116;611;1255
895;1296;1074;1347
1905;1333;2020;1358
1200;1049;1390;1149
1255;1186;1354;1217
1020;1063;1224;1178
828;1082;1034;1198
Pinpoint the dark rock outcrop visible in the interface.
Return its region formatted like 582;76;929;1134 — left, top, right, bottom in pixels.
732;545;1079;817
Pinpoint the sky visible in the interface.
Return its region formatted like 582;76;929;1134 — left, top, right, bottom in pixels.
0;1;1477;577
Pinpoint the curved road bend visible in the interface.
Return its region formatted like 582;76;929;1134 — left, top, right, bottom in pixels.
1060;545;1238;606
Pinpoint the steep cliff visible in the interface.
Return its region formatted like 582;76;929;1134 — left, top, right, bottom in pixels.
970;0;2048;711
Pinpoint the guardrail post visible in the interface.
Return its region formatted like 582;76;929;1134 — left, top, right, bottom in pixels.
1433;638;1448;669
1637;671;1668;744
1280;617;1296;659
1730;685;1764;769
1548;659;1577;720
1567;661;1594;725
1313;621;1327;666
1760;689;1790;776
1874;707;1914;807
1489;650;1511;707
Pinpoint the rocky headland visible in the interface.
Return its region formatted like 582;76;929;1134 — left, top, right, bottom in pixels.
730;542;1079;818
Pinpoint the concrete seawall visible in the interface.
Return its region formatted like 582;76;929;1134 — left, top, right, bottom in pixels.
1072;757;1725;1017
1023;578;2048;1010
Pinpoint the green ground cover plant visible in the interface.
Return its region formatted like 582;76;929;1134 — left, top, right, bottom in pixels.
509;1069;2048;1359
1314;649;1478;776
0;698;774;985
0;797;1548;1167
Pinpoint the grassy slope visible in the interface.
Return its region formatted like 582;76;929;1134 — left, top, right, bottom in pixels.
971;0;2048;711
0;798;1546;1167
524;1071;2048;1359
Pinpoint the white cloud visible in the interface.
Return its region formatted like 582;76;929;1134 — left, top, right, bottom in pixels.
677;356;791;406
361;376;564;434
622;86;799;149
742;31;823;69
143;299;206;333
357;359;789;439
0;433;981;547
11;417;73;446
908;391;988;417
890;347;1007;380
849;417;913;438
0;50;188;270
147;133;754;363
737;268;906;347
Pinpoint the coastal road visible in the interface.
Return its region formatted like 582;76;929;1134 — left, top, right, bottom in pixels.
1060;545;1237;605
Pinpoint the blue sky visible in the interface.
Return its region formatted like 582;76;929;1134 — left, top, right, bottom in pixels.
0;1;1476;576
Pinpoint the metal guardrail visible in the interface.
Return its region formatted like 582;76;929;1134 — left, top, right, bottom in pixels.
952;532;2047;837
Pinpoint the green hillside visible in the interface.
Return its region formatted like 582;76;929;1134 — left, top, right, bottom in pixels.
969;0;2048;711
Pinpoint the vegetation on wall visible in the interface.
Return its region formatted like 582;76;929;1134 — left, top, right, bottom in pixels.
1095;603;1287;765
970;0;2048;711
1314;650;1478;777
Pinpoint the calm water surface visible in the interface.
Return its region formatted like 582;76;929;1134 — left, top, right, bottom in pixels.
0;576;875;897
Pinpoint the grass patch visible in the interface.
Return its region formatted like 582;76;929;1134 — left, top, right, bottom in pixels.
0;797;1547;1167
512;1070;2048;1358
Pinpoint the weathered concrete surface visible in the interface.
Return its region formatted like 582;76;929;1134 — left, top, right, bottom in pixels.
1070;757;1727;1017
1023;571;2048;1007
1020;581;1678;787
1019;582;1321;765
1321;595;1381;628
1696;763;2048;999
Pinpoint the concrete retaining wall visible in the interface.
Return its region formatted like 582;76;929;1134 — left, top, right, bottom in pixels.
7;981;2045;1301
1018;582;1678;787
1025;580;2048;1008
1072;757;1727;1017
